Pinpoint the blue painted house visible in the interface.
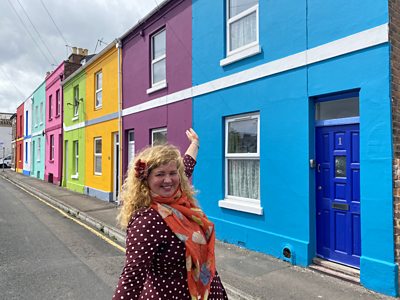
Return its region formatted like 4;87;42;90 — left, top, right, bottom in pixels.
192;0;399;296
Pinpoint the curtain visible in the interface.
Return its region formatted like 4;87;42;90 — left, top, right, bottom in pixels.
228;159;259;199
230;11;257;52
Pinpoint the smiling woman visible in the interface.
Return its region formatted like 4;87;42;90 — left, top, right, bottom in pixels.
114;129;228;300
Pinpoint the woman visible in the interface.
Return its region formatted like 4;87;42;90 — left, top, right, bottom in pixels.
113;129;228;300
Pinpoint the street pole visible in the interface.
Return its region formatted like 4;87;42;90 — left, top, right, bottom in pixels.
2;147;4;172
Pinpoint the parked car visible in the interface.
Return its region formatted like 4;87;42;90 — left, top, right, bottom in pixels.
0;155;12;168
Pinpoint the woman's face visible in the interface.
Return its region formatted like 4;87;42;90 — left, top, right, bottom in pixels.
147;161;180;197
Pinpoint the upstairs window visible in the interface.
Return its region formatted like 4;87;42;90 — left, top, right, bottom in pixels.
19;115;22;136
221;0;259;66
25;110;28;136
150;29;166;88
95;71;102;109
40;102;43;124
50;134;54;160
228;0;258;53
56;89;61;116
48;95;53;119
35;106;39;127
73;85;79;117
151;128;167;146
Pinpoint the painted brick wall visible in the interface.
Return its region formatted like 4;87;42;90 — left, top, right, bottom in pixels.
390;0;400;279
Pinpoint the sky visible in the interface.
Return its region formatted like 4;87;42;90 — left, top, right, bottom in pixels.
0;0;160;114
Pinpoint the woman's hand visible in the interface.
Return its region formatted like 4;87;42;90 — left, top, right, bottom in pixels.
186;128;200;148
185;128;199;161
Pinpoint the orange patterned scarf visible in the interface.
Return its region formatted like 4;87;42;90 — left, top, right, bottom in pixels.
151;190;216;300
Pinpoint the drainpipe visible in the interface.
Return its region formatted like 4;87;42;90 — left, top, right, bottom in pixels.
116;39;122;205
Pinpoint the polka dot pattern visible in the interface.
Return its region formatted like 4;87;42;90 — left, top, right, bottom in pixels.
183;154;196;179
113;208;228;300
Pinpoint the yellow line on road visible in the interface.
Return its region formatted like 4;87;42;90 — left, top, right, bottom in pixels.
3;176;125;253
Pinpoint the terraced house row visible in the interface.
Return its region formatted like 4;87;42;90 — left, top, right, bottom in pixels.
11;0;400;296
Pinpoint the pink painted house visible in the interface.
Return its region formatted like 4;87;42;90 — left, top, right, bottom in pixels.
45;53;85;184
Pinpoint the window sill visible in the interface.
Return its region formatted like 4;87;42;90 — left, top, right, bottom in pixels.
49;159;54;163
95;106;102;111
94;172;102;176
72;116;79;121
55;114;60;119
71;174;79;179
218;198;263;215
146;81;167;94
220;44;261;67
48;118;53;121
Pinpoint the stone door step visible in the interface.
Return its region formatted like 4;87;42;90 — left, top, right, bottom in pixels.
310;257;360;284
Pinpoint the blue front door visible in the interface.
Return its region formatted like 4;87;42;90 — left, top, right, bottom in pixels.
316;124;360;267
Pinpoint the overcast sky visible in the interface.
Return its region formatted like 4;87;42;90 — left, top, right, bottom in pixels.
0;0;159;113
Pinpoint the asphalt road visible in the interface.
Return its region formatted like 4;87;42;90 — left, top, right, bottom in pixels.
0;176;124;300
0;174;396;300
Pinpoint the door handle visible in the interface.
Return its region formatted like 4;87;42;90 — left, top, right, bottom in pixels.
317;164;320;173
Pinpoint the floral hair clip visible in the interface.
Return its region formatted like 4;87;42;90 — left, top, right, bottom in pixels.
134;159;148;181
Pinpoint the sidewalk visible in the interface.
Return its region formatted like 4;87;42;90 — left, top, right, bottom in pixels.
0;169;393;300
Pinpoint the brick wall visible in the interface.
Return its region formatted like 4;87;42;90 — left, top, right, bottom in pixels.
64;61;82;81
390;0;400;283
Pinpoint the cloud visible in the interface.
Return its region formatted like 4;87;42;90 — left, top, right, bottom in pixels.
0;0;157;113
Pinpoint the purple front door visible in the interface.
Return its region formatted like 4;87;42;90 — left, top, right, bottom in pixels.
316;124;360;267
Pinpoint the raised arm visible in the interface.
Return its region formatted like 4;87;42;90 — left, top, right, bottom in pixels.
185;128;199;160
184;128;200;178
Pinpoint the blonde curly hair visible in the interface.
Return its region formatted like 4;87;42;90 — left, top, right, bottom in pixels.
117;144;196;228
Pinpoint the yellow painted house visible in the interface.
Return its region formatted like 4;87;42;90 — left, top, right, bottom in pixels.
85;41;121;202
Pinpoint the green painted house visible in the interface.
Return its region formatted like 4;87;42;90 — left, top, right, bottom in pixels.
62;70;86;193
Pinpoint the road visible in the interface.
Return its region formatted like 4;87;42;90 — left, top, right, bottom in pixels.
0;174;395;300
0;176;124;300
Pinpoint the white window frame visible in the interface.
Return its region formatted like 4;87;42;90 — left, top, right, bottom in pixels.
73;140;79;177
56;89;61;117
50;134;54;161
37;137;41;162
151;128;167;146
94;137;102;175
25;141;28;163
73;85;79;117
95;71;102;109
220;1;261;66
218;113;263;215
147;29;167;94
48;95;52;120
40;102;43;125
35;105;39;127
128;130;135;166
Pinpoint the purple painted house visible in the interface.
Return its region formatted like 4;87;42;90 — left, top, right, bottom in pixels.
121;0;192;172
44;53;85;184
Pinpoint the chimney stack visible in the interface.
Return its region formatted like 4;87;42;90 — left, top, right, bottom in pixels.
68;46;88;64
